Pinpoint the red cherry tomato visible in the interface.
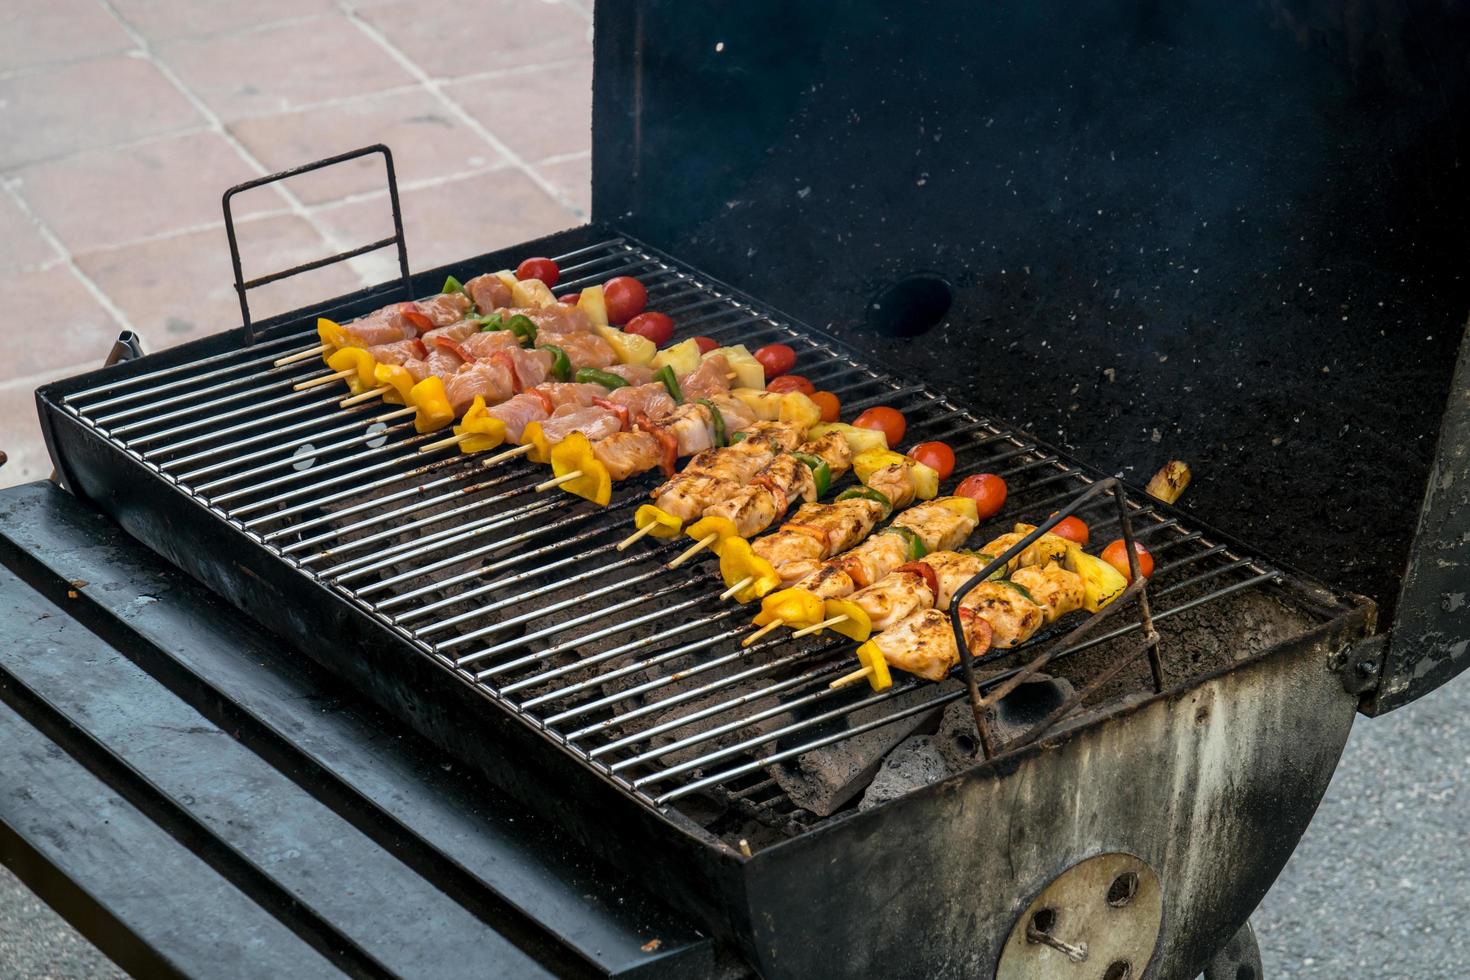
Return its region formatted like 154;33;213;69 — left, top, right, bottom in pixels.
954;473;1008;519
557;292;580;305
810;390;841;423
766;374;816;396
603;276;648;324
1101;539;1154;581
753;343;796;380
692;335;719;354
852;406;906;447
1049;515;1090;546
516;257;559;287
624;311;674;347
906;441;956;481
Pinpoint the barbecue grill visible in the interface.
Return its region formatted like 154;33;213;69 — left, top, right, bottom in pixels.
18;2;1470;977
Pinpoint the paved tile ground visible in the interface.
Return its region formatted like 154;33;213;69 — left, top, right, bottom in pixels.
0;0;592;490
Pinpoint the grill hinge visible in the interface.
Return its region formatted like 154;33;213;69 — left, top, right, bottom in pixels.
1331;633;1386;697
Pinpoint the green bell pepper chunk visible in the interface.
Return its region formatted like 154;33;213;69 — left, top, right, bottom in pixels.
791;451;831;497
997;579;1036;603
696;399;726;448
654;364;684;404
575;367;629;390
880;524;927;561
541;344;571;381
835;486;893;519
442;275;463;294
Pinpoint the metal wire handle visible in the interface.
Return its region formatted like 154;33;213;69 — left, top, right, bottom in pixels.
947;477;1164;757
222;144;413;344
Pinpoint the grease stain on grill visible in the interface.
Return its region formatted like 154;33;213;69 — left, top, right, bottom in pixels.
865;273;954;337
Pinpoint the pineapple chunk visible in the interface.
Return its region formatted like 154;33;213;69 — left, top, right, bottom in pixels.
1065;549;1129;612
731;389;783;420
651;338;702;376
807;422;889;454
511;277;558;309
595;324;656;365
852;449;938;499
577;284;609;326
777;392;822;432
707;345;765;390
493;270;518;294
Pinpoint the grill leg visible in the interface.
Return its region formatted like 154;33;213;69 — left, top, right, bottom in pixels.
1203;918;1263;980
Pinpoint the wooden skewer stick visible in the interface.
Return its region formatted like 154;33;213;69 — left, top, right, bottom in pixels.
536;470;581;492
828;665;873;690
273;345;326;366
719;576;754;601
374;407;417;423
419;431;470;453
790;614;849;639
741;619;783;647
667;533;717;569
484;443;534;466
617;522;659;551
339;385;388;408
293;368;354;390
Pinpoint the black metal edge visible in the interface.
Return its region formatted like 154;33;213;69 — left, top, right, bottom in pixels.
0;493;677;980
590;1;639;228
223;144;412;344
1367;318;1470;714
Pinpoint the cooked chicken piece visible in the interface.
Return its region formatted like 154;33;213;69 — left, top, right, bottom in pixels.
955;582;1043;648
919;551;992;610
899;501;978;553
790;563;857;599
866;609;964;682
982;526;1072;573
864;463;919;511
465;274;512;313
1009;564;1085;624
654;474;742;523
592;431;663;481
755;499;888;583
827;532;909;590
606;383;675;419
699;454;813;537
802;431;854;480
847;568;936;632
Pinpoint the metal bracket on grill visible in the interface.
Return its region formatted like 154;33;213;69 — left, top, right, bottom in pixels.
222;144;412;344
948;478;1165;758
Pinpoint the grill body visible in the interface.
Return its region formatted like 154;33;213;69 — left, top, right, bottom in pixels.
38;225;1371;977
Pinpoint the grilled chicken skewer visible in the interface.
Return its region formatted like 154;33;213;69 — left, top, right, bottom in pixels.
665;431;856;567
813;524;1075;641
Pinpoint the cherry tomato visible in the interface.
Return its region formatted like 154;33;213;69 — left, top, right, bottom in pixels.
624;311;674;347
692;335;719;354
1101;539;1154;581
906;441;956;481
1048;515;1090;546
954;473;1008;519
557;292;580;305
810;390;841;423
603;276;648;324
516;257;559;287
853;406;906;447
753;343;796;380
766;374;815;396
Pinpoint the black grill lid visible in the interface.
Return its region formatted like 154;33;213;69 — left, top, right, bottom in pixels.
590;0;1470;710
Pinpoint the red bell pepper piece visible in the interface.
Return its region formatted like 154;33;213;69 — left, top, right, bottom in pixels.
895;560;938;596
635;413;678;477
432;335;475;363
592;397;631;431
398;303;435;334
490;350;524;394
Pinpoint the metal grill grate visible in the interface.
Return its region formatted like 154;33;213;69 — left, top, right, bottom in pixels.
59;237;1287;830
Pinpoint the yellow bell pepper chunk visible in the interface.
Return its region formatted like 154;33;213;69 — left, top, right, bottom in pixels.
852;642;893;691
822;598;873;642
372;363;415;406
634;505;684;539
408;376;454;434
549;432;612;506
753;587;825;630
718;538;780;604
521;421;554;464
316;317;353;356
686;514;742;557
452;395;507;454
1064;547;1129;612
326;347;378;394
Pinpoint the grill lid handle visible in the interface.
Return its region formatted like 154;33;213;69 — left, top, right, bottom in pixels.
221;144;412;344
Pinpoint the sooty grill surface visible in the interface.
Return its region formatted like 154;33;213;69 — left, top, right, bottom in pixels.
55;235;1336;843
